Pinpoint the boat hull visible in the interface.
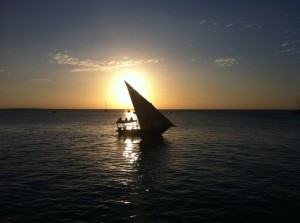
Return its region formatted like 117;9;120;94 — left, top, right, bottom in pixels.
116;128;168;137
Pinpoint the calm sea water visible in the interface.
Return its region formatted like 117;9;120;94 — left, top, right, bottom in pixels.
1;109;300;222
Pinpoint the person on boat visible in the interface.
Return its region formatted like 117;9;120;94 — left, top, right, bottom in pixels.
117;117;122;123
125;117;128;123
130;117;133;122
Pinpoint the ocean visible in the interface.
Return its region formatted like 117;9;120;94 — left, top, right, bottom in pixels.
1;109;300;222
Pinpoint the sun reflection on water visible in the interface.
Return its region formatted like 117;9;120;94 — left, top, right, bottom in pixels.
123;138;141;164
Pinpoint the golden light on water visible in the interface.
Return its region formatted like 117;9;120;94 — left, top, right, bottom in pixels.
123;138;141;164
112;70;149;108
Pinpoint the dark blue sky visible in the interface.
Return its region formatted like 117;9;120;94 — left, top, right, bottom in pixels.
1;0;300;109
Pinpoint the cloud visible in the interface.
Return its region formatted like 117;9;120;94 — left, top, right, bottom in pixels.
275;30;300;56
198;18;262;30
278;43;300;55
215;57;239;67
50;53;162;72
30;78;52;82
199;19;206;25
225;23;234;28
0;69;10;75
244;24;262;29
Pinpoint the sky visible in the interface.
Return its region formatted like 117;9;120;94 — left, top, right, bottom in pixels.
1;0;300;109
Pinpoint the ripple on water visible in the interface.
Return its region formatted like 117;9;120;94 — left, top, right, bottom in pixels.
1;110;300;222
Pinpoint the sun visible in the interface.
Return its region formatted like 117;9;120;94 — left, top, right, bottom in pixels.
112;70;149;108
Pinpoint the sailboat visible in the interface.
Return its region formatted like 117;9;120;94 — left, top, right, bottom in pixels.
104;100;108;112
116;81;175;137
292;95;300;114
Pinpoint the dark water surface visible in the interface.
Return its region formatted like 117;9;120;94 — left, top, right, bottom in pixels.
1;109;300;222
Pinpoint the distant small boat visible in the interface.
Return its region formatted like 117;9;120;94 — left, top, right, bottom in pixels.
104;100;108;112
116;81;175;137
292;95;300;114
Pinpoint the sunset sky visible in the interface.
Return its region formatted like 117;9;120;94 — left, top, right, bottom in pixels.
1;0;300;109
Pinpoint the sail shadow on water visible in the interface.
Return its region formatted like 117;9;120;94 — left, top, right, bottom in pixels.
138;136;171;181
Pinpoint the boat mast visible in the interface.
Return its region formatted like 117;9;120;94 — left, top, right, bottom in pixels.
104;100;107;112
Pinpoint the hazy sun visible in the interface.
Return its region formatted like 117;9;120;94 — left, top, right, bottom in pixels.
112;70;149;108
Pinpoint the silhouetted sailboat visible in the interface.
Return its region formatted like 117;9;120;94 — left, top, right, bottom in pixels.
116;81;175;137
292;95;300;114
104;100;108;112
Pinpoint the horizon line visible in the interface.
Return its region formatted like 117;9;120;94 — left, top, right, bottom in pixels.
0;107;297;111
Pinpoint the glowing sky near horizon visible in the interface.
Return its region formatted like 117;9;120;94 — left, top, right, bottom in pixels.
0;0;300;109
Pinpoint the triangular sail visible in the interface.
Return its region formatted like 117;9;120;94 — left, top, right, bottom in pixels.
125;81;174;130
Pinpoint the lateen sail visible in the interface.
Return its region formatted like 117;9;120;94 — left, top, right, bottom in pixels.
125;81;174;131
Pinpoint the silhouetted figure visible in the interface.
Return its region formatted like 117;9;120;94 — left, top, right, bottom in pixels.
117;117;122;123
